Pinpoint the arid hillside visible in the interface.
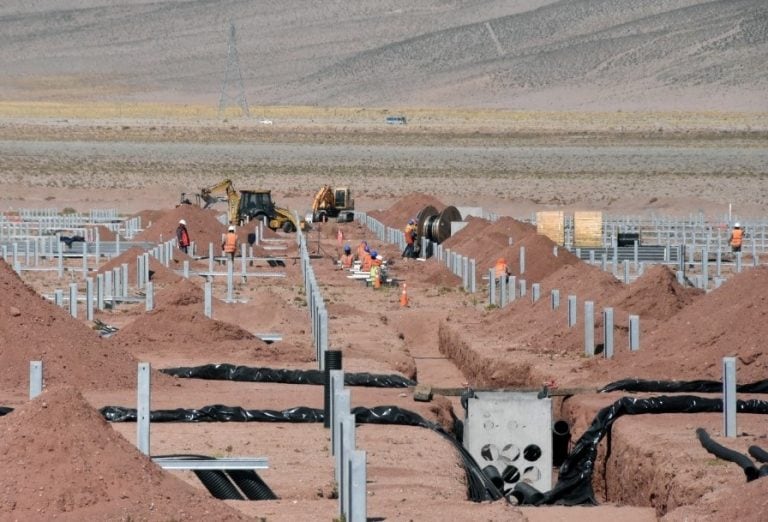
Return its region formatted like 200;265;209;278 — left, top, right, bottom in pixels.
0;0;765;110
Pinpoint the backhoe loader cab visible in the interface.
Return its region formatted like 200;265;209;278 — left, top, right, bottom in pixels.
311;185;355;222
238;189;307;233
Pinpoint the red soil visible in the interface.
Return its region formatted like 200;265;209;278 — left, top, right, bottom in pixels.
98;246;183;286
0;259;170;392
368;192;445;228
134;204;227;251
0;386;248;521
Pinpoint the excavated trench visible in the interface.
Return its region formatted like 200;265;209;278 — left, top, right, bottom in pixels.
436;320;764;516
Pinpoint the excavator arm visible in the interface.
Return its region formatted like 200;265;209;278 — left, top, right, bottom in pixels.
312;185;334;213
198;179;241;224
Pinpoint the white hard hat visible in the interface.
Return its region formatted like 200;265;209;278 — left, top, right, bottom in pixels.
179;219;186;226
734;222;741;228
228;225;235;232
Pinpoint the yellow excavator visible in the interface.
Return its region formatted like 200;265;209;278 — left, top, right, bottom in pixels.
311;185;355;223
183;179;308;232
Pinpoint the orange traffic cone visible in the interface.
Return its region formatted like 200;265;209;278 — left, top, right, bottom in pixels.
400;283;409;307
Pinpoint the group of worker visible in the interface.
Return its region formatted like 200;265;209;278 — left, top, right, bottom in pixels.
175;219;239;261
339;240;385;288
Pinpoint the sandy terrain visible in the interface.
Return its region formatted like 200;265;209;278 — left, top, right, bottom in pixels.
0;2;766;520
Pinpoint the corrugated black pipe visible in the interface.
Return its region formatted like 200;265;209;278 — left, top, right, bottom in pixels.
511;482;544;505
748;445;768;464
552;420;571;467
481;465;504;491
226;469;278;500
696;428;759;481
324;350;343;428
193;470;246;500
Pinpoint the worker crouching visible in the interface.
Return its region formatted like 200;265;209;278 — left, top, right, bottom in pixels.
340;244;354;269
495;257;511;283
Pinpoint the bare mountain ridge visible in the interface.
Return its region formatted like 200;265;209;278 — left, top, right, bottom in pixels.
0;0;765;110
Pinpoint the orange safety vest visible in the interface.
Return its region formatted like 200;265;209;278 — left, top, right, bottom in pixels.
362;252;372;272
370;261;382;289
223;232;238;253
340;254;354;268
356;243;367;261
405;224;415;245
730;229;743;247
495;261;508;279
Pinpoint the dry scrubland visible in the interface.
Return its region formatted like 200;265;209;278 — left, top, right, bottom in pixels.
0;105;766;219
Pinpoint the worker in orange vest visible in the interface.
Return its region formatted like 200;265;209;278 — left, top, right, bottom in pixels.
340;244;354;269
360;246;375;272
495;257;510;282
729;223;744;253
370;251;383;289
222;225;238;262
402;219;417;259
356;240;368;262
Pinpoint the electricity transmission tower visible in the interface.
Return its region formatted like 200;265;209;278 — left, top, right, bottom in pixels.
218;21;250;118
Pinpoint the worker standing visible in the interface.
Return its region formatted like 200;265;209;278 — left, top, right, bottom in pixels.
729;223;744;253
340;244;354;269
402;219;417;259
495;257;511;283
176;219;191;254
370;252;383;289
222;225;238;262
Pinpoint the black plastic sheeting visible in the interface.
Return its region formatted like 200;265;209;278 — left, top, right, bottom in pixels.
600;378;768;394
534;395;768;506
0;407;12;417
161;364;416;388
102;404;502;502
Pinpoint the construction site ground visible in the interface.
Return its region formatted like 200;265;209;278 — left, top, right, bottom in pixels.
0;118;767;521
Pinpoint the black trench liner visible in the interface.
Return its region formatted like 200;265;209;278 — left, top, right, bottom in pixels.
161;363;416;388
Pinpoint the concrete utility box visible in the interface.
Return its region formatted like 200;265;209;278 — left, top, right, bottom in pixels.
464;392;552;493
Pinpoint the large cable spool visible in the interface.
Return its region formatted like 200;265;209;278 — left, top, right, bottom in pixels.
431;206;461;244
415;205;437;241
414;205;462;244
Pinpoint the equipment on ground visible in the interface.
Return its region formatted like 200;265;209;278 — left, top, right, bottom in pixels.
412;205;462;258
310;185;355;223
183;179;308;232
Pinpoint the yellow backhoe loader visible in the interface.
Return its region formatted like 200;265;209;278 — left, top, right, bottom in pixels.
183;180;308;232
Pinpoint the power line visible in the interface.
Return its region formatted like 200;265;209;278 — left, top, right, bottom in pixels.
218;21;250;118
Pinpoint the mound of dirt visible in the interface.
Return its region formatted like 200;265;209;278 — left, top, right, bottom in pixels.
112;278;283;363
87;224;116;241
592;266;768;382
442;216;536;255
98;246;183;286
487;233;580;283
134;205;227;251
369;193;445;229
0;386;247;521
608;264;703;320
0;259;168;391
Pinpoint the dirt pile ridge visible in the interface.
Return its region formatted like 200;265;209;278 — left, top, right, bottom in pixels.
589;266;768;382
0;386;247;521
491;233;580;283
87;224;116;241
98;246;183;286
369;193;445;229
134;204;227;250
608;264;703;320
113;278;279;360
0;259;166;391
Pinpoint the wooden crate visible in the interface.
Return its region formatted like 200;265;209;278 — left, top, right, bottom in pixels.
536;211;564;245
574;211;603;247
